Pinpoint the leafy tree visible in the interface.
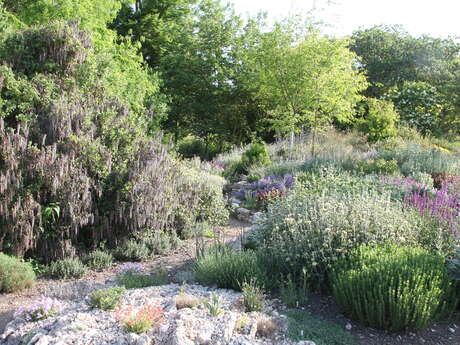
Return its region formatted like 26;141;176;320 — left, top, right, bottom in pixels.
159;0;263;147
387;81;443;136
351;25;460;136
109;0;195;68
350;25;460;99
249;18;367;155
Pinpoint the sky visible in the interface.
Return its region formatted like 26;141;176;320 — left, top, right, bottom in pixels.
227;0;460;38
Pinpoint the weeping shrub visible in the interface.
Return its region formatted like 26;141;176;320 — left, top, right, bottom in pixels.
0;22;228;262
331;245;455;331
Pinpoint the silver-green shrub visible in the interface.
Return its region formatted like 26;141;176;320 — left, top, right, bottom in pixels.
173;162;228;237
254;181;428;289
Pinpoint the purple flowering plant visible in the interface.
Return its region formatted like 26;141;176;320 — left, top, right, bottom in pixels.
119;263;144;274
382;176;460;234
14;297;62;322
236;174;295;200
404;184;460;234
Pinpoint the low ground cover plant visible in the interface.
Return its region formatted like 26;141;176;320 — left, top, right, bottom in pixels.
46;258;87;279
116;304;164;334
331;245;455;331
0;253;36;293
117;270;167;289
88;287;126;310
14;297;62;322
284;309;357;345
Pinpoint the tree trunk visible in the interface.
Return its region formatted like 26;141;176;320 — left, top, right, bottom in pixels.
311;127;316;158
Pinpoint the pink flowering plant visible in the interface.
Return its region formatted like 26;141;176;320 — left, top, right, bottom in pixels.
14;297;63;322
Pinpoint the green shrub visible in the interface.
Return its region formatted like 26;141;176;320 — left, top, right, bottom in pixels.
84;250;113;270
194;245;265;291
331;245;455;331
113;240;150;262
284;309;357;345
177;137;220;160
254;180;429;290
117;270;167;289
249;161;303;179
88;287;125;310
46;258;87;279
142;231;179;256
241;279;265;312
411;171;434;188
357;98;398;143
355;158;399;175
0;253;36;292
223;161;246;182
241;143;271;169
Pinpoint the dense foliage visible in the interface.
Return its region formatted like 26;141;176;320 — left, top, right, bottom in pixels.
0;253;35;292
331;245;454;331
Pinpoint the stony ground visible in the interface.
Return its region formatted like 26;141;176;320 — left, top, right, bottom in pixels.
1;283;297;345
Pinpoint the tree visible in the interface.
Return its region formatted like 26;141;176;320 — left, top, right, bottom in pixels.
109;0;195;68
351;25;460;136
350;25;460;98
249;18;367;155
387;81;443;136
159;0;264;147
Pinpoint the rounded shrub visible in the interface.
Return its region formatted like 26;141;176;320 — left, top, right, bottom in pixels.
254;174;438;290
331;245;454;331
46;258;87;279
84;250;114;270
113;240;150;262
0;253;36;292
88;287;126;310
241;143;271;169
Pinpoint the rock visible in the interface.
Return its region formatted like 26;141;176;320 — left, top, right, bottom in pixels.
248;319;258;339
34;335;52;345
136;335;151;345
297;341;316;345
127;333;140;345
236;208;251;216
1;284;294;345
223;312;238;341
25;333;47;345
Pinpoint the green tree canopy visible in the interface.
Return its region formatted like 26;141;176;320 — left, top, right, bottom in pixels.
248;18;367;154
